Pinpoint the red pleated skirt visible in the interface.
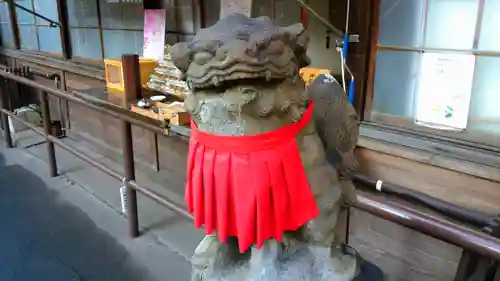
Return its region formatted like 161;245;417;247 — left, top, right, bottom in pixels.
185;101;319;253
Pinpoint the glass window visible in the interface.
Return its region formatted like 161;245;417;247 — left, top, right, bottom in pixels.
67;0;145;59
424;0;478;49
99;1;144;58
0;2;15;48
3;0;209;61
17;0;62;54
468;57;500;135
67;0;102;60
377;0;425;47
370;0;500;146
372;51;420;118
100;0;144;30
478;0;500;51
102;30;143;58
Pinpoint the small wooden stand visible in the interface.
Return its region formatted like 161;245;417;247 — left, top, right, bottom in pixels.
130;101;189;126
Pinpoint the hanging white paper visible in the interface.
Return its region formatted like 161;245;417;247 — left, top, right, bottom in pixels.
414;52;476;131
143;9;166;61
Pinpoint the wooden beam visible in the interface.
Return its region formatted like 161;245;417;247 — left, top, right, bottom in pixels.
143;0;163;9
56;0;72;59
6;0;21;49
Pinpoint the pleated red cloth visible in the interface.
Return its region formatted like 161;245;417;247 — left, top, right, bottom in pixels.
185;101;319;253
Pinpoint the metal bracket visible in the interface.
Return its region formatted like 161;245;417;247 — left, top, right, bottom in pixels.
335;33;360;48
5;0;60;27
348;34;360;43
163;119;191;137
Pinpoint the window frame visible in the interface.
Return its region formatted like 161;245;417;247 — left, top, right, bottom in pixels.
11;0;68;58
0;0;206;66
362;0;500;151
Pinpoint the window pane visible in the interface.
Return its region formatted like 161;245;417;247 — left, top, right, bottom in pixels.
378;0;425;47
478;0;500;51
424;0;477;49
0;3;14;48
33;0;59;26
99;1;144;29
16;7;35;25
468;57;500;134
38;27;62;53
19;25;38;50
0;2;10;22
16;0;33;10
67;0;99;28
102;30;143;58
372;51;421;118
70;28;102;60
0;24;14;47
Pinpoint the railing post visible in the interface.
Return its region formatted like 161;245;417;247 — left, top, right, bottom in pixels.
121;54;140;238
40;91;58;177
122;120;139;237
0;77;13;148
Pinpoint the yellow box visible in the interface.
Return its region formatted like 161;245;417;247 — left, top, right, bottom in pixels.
104;57;158;92
299;67;331;86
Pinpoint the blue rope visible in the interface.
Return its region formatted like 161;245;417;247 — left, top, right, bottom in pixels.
348;79;355;104
342;34;354;104
343;34;349;58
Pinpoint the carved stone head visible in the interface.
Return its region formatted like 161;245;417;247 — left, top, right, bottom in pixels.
170;13;312;136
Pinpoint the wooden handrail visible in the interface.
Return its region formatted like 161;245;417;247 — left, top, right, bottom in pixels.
355;191;500;261
354;174;493;229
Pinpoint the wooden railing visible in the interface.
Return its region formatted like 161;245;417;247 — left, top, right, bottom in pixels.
1;54;499;281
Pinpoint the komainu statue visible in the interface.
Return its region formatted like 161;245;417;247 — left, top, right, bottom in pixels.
170;13;378;281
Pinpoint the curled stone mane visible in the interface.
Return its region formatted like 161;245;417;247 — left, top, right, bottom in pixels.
170;13;311;89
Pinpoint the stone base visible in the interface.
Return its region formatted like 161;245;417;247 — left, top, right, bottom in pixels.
196;241;359;281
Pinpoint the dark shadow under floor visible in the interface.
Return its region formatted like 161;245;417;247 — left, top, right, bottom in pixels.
0;153;148;281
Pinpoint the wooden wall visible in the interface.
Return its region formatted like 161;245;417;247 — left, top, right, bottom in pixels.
357;137;500;215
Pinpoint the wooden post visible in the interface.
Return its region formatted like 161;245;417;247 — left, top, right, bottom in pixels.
0;77;13;148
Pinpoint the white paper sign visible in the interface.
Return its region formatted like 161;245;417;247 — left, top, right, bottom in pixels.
414;52;476;131
143;9;166;61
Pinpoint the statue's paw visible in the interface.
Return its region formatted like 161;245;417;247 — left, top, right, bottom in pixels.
191;269;203;281
308;245;358;281
191;235;220;272
340;180;358;206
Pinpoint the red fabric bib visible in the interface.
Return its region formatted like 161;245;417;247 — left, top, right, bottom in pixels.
185;102;319;253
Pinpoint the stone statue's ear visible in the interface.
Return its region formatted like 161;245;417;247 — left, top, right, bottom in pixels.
281;23;306;41
279;23;310;68
170;42;191;73
295;29;309;50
